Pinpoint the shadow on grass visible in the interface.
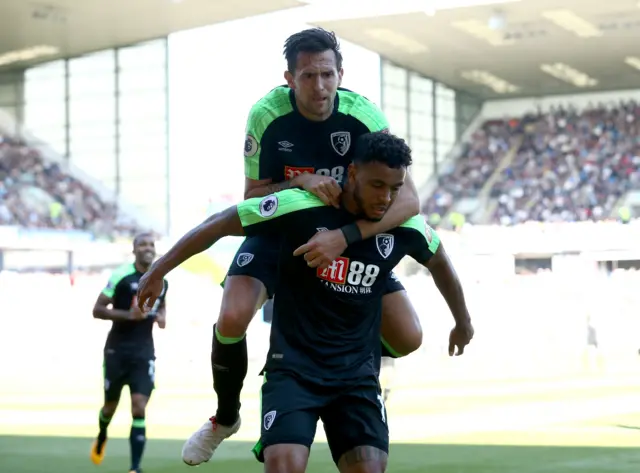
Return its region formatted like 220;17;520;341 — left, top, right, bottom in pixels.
615;424;640;431
0;435;639;473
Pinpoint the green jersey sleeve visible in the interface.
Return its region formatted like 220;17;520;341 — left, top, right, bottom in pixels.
337;89;390;133
236;189;326;236
101;263;136;299
244;86;294;180
400;215;441;264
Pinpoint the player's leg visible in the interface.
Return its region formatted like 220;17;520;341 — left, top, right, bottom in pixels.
263;445;310;473
379;273;422;358
183;237;278;465
253;372;319;473
91;352;125;465
322;380;389;473
127;357;155;473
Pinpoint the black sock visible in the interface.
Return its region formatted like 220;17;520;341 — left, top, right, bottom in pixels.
97;409;111;452
129;416;146;471
211;323;248;426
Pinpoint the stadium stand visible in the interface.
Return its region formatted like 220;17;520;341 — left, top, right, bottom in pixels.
0;132;143;239
424;102;640;225
491;102;640;225
422;119;522;218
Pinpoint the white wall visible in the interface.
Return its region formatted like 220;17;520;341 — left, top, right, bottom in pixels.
483;88;640;119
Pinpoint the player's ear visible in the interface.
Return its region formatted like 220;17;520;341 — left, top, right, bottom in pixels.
284;70;295;89
347;163;356;183
338;68;344;86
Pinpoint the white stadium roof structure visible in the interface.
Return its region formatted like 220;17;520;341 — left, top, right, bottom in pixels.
2;0;640;99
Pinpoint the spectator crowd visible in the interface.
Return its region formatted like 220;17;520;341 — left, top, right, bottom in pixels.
0;133;143;239
424;101;640;225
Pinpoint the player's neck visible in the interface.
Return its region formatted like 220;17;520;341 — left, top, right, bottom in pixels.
340;187;358;216
134;261;150;274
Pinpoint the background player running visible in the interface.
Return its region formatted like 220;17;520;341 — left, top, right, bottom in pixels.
189;27;425;465
90;233;168;473
136;132;474;473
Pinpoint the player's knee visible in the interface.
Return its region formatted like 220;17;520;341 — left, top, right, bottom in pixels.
218;276;267;337
337;447;388;473
101;402;118;418
130;397;148;418
263;444;309;473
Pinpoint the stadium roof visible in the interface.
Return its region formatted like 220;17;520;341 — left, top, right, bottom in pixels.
311;0;640;99
0;0;303;69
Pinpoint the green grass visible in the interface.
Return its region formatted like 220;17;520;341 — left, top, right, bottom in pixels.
2;369;640;472
1;436;640;473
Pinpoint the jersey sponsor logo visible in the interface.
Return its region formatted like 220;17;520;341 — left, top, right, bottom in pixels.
284;166;315;180
264;410;277;430
259;195;278;217
278;140;294;152
316;166;345;183
376;234;394;259
317;257;350;285
236;252;254;267
330;131;351;156
244;134;258;157
317;258;380;294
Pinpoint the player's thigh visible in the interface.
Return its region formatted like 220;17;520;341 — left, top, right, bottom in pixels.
252;372;320;464
380;275;422;356
263;444;310;473
224;235;280;300
103;350;127;403
128;355;156;402
321;380;389;468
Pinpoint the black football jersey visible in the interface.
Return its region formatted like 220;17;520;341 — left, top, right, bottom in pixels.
101;263;168;353
237;189;440;384
243;86;389;185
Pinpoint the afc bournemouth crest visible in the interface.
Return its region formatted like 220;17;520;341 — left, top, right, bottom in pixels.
376;234;394;259
330;131;351;156
236;253;254;267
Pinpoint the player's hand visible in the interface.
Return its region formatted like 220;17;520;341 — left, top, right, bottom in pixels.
129;299;147;321
448;320;474;356
136;269;165;314
295;173;341;208
293;228;347;269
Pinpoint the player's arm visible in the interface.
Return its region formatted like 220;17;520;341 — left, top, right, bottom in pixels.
243;102;307;200
243;103;340;205
92;282;138;321
144;206;246;280
245;175;308;200
407;218;473;354
424;243;470;328
137;190;323;309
